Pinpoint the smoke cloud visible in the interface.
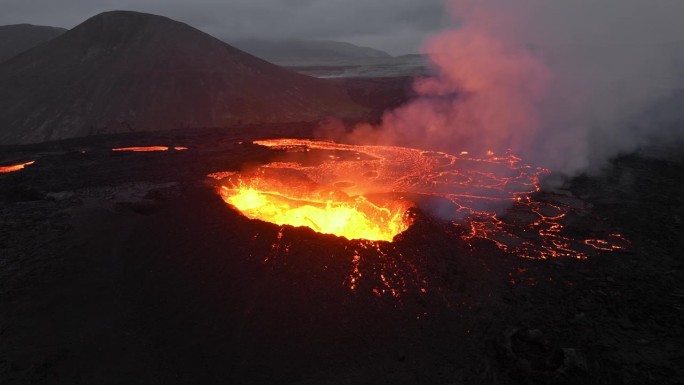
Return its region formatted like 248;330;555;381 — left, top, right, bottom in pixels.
326;0;684;175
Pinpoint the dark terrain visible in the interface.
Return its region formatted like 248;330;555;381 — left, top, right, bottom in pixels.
0;24;65;63
1;126;682;384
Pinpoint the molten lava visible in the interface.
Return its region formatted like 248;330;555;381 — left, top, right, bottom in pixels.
217;175;411;242
0;160;35;174
211;139;628;258
212;138;534;242
111;146;188;152
210;139;630;297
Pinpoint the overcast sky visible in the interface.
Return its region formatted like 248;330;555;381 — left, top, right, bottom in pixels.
0;0;448;55
2;0;683;56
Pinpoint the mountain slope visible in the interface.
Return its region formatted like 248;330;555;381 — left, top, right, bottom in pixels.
0;24;66;63
0;11;367;144
232;39;392;63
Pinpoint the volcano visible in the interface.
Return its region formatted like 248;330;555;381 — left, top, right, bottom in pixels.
0;11;367;145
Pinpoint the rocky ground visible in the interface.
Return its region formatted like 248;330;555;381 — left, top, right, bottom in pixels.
0;126;682;384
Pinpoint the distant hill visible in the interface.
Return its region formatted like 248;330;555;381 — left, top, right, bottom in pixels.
395;53;426;60
0;11;367;144
231;39;392;63
0;24;66;63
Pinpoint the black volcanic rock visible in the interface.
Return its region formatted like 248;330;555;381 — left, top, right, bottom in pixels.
0;11;367;144
0;24;66;63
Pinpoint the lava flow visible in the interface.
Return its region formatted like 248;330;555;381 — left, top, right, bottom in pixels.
111;146;188;152
221;186;410;241
0;160;35;174
211;139;628;259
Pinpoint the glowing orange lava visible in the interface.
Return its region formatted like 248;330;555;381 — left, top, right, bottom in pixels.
217;175;411;241
0;160;35;174
111;146;188;152
211;139;628;258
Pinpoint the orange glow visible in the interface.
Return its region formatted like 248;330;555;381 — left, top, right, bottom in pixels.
212;139;631;296
0;160;35;174
211;139;628;257
111;146;188;152
218;179;411;242
112;146;169;152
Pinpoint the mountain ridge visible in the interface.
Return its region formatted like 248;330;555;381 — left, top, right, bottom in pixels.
231;38;392;63
0;11;367;144
0;23;66;63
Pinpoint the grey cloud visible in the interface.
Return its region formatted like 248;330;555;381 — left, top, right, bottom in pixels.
0;0;446;54
534;0;684;45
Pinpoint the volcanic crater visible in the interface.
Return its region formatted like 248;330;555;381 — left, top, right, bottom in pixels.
2;125;681;384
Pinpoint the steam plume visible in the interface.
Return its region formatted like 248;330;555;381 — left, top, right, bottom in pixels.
325;0;684;175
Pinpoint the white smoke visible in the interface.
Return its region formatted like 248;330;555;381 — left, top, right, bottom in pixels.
335;0;684;176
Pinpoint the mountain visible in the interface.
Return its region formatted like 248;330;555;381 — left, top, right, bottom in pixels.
0;24;66;63
0;11;367;145
231;39;392;63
